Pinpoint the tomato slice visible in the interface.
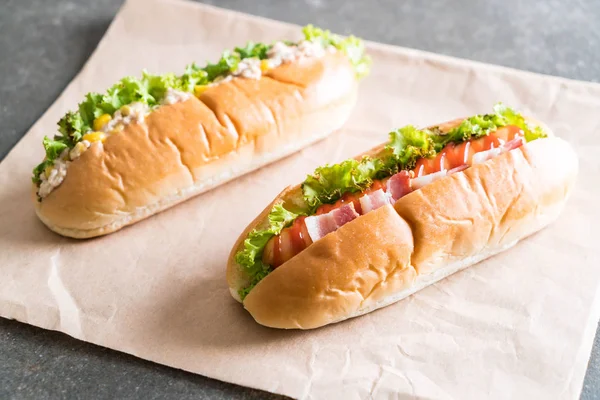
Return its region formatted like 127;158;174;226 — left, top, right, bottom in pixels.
366;180;386;193
412;125;523;174
315;181;386;216
460;141;475;165
434;151;451;172
316;203;336;215
415;142;465;174
413;157;437;176
494;125;523;142
438;143;466;170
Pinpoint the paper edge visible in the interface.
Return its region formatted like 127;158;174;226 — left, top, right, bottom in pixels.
568;281;600;398
2;0;600;398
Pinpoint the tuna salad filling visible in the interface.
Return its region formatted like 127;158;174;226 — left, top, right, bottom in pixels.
32;25;370;199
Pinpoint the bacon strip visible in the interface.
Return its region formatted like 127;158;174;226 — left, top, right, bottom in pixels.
472;147;502;164
332;202;360;225
411;169;448;190
305;203;360;242
502;136;525;151
359;189;391;214
386;170;412;201
472;136;524;164
448;164;469;174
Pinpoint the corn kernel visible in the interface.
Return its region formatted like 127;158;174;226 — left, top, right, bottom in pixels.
110;123;124;135
82;131;106;143
93;114;112;131
194;85;208;97
260;59;270;72
44;165;54;178
120;105;131;116
69;141;88;160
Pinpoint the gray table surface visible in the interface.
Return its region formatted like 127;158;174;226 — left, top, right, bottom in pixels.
1;0;599;398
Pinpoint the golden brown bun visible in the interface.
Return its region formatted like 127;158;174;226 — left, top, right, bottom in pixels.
34;52;358;238
227;120;578;329
243;205;416;329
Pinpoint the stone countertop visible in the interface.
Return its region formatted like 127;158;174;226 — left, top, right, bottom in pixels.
1;0;598;398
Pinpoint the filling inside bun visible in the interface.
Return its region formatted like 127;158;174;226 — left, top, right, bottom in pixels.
32;25;370;199
234;104;549;300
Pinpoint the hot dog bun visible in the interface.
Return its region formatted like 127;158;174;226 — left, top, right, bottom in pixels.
33;52;358;238
227;119;578;329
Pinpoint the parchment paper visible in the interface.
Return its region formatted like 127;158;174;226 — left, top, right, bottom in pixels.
2;0;600;398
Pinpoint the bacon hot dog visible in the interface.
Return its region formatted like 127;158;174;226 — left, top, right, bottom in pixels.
227;104;578;330
263;124;524;268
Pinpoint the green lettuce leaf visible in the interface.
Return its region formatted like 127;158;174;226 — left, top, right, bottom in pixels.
31;137;70;184
203;50;241;81
235;42;270;60
57;111;85;143
32;160;51;184
42;136;68;160
235;203;301;299
429;113;503;151
492;103;547;142
386;126;436;169
430;103;548;151
238;261;272;300
302;157;382;210
142;71;179;101
108;76;154;108
177;63;209;92
302;24;371;79
77;93;105;128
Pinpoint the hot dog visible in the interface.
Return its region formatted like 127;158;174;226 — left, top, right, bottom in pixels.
31;25;369;238
227;104;578;329
262;124;525;267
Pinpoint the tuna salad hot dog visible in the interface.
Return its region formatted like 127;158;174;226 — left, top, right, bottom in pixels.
32;25;370;238
227;104;578;329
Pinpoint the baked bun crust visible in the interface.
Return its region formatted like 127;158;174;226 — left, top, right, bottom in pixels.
34;52;358;238
243;205;416;329
227;120;578;329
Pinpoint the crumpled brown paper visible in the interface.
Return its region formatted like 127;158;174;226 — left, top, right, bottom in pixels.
1;0;600;398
